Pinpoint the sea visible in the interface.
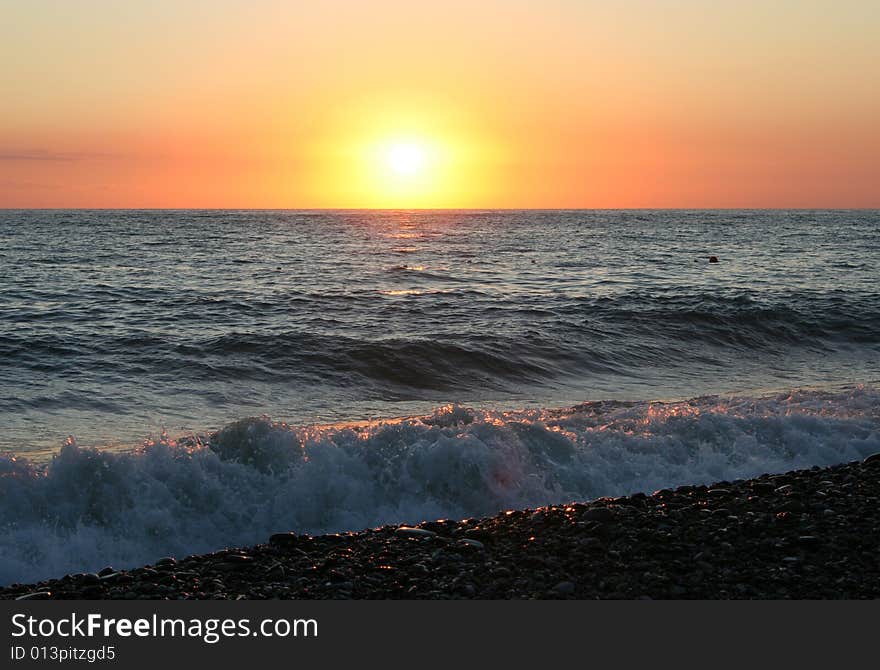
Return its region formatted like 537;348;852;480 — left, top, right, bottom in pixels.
1;209;878;584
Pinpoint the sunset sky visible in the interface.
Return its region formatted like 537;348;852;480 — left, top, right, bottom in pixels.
1;1;878;208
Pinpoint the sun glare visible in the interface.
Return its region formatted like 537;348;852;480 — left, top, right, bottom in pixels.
387;143;425;176
334;117;487;207
313;94;496;207
359;136;444;206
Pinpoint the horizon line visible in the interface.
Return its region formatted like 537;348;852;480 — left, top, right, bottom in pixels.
3;207;880;212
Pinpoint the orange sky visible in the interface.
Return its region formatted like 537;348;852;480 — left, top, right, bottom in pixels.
1;1;878;208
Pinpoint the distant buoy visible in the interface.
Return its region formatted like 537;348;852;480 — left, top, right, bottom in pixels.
708;256;719;263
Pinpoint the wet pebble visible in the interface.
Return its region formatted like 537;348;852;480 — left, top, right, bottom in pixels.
554;581;576;595
395;527;437;539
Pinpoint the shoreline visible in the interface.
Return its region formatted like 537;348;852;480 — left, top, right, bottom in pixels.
9;380;877;465
4;454;879;600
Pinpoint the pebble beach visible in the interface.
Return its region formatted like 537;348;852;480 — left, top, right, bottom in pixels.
4;454;879;600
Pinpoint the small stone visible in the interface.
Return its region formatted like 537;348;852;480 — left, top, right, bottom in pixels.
269;532;299;548
155;557;177;567
395;527;436;538
328;569;349;583
554;581;576;595
265;563;285;580
778;500;804;513
580;537;603;551
98;566;116;577
223;554;253;564
15;591;52;600
456;538;485;549
863;452;880;466
582;508;614;523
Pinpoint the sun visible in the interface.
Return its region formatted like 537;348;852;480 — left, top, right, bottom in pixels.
345;130;469;207
386;142;426;176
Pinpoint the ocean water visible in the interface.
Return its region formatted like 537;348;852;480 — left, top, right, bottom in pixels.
1;209;879;583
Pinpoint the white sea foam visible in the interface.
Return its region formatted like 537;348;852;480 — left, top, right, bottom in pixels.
1;386;878;585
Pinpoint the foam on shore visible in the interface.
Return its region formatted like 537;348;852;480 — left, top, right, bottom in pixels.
1;386;878;585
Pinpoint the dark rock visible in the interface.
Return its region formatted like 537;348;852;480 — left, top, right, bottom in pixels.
580;537;603;551
554;581;576;595
395;527;436;539
217;555;254;571
224;554;253;563
863;453;880;466
778;500;805;513
269;532;299;548
582;508;614;523
15;591;52;600
265;563;285;580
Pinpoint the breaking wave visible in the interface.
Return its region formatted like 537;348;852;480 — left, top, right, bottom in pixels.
1;386;878;585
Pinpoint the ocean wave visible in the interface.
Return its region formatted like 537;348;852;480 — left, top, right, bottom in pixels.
0;330;602;392
1;386;877;585
566;290;880;346
2;289;878;396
